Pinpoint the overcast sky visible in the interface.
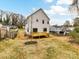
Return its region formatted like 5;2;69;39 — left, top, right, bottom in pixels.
0;0;76;25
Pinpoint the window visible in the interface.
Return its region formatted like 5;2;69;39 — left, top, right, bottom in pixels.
47;21;49;24
43;28;47;32
33;28;38;32
36;19;38;22
42;20;44;24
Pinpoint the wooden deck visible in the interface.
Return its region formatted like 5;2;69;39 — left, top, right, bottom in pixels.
31;32;49;37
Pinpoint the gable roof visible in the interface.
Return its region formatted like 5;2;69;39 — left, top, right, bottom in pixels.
27;8;50;20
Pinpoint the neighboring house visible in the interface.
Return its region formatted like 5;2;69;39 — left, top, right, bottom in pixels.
25;8;50;36
50;25;74;35
50;26;64;35
67;27;74;31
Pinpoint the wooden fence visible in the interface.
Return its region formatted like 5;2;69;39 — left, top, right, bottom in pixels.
0;27;18;39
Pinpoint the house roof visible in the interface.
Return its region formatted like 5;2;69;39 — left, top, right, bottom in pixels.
26;8;50;20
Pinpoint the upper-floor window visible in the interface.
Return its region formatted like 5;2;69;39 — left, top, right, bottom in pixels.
42;20;44;24
36;19;38;22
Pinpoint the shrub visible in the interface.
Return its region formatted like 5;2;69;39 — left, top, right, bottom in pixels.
69;27;79;43
74;27;79;33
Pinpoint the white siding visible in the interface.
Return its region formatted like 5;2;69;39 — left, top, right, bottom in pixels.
25;9;50;35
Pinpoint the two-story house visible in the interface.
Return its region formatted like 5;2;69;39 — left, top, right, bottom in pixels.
25;8;50;37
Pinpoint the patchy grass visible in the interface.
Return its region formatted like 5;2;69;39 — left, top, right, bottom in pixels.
0;38;79;59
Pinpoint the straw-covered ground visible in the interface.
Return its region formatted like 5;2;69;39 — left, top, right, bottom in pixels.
0;29;79;59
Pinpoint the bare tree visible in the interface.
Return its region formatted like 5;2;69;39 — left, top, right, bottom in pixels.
69;0;79;27
70;0;79;15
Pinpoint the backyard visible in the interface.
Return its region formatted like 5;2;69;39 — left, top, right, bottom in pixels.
0;29;79;59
